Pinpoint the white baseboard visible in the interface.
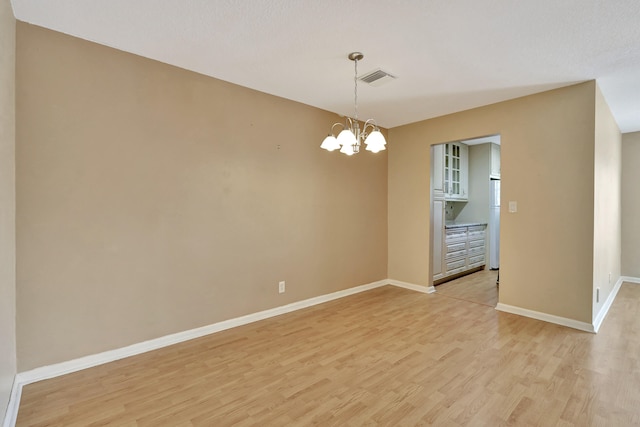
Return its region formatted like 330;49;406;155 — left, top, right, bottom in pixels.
387;279;435;294
2;377;21;427
495;303;595;333
495;277;640;333
592;277;625;333
620;276;640;285
0;277;451;426
8;274;637;427
4;278;397;427
5;276;442;426
15;279;391;388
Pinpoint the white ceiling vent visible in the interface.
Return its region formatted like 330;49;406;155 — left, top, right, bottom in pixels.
359;69;396;87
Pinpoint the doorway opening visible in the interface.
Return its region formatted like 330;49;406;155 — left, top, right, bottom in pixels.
430;134;501;306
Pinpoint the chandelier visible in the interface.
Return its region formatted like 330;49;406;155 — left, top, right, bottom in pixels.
320;52;387;155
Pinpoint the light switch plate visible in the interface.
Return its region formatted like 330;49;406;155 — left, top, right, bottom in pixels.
508;201;517;213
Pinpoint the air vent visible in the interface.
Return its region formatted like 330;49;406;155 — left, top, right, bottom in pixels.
359;69;396;87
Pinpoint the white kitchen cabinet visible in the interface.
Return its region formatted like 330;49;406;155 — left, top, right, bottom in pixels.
431;144;446;281
444;142;469;201
467;226;487;269
432;199;445;280
490;143;501;179
435;223;486;284
432;144;445;199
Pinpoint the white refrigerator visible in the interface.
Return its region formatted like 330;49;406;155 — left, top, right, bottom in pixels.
489;179;500;270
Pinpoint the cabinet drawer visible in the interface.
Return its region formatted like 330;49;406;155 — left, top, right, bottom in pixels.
446;242;466;253
468;239;485;249
468;254;485;268
445;249;467;260
468;229;486;239
468;246;485;257
445;228;467;242
445;258;466;273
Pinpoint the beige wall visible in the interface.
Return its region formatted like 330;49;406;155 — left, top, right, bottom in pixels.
16;23;388;371
389;82;596;323
622;131;640;277
0;0;16;418
593;85;621;319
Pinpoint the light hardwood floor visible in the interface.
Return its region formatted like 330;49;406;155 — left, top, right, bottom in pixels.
16;283;640;426
435;269;499;307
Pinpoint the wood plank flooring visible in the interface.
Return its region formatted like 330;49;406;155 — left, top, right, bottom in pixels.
435;269;499;307
16;282;640;426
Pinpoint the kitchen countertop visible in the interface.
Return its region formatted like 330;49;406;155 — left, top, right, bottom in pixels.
445;221;488;229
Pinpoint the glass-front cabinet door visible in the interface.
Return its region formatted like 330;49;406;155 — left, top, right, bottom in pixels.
444;142;468;201
444;144;450;195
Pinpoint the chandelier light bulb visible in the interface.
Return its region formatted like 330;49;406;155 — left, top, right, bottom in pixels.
337;128;357;147
340;143;355;155
364;130;386;153
320;135;340;151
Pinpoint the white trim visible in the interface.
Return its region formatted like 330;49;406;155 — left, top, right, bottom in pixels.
2;377;21;427
495;303;595;333
15;279;390;387
387;279;435;294
592;277;625;333
591;276;640;333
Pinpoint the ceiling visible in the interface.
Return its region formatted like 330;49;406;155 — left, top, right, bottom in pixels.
11;0;640;133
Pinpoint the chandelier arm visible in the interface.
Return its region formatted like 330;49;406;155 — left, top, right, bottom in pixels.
330;122;345;136
360;120;377;139
344;117;355;133
362;119;378;132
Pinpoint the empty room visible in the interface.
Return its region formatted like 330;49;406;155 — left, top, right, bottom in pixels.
3;1;640;425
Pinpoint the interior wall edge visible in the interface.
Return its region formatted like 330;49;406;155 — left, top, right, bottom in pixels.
0;0;17;422
621;131;640;277
592;83;622;323
593;276;625;333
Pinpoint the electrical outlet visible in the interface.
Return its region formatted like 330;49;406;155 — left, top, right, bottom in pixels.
279;281;285;294
596;287;600;303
